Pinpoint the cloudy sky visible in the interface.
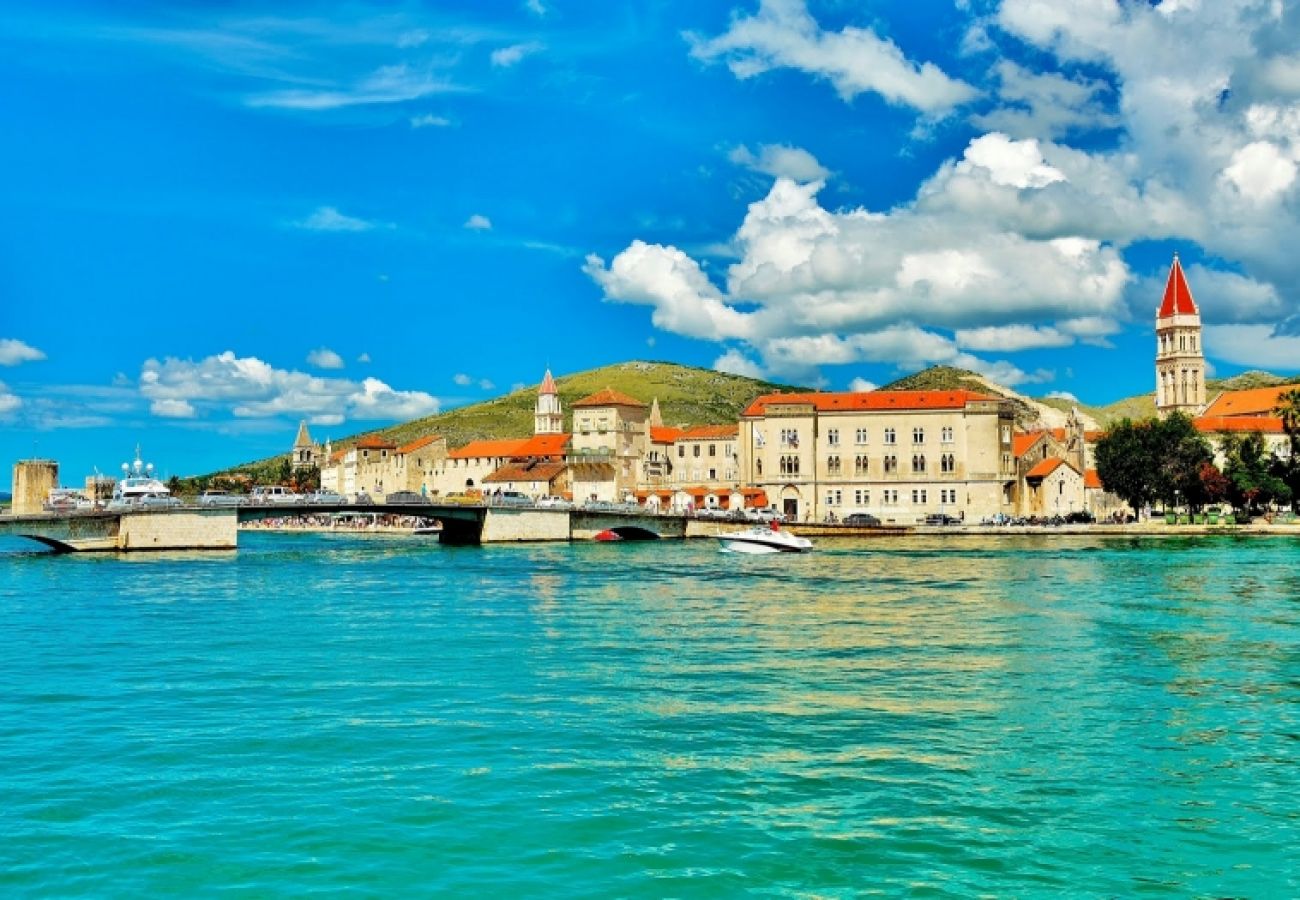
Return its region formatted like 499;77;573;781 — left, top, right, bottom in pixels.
2;0;1299;479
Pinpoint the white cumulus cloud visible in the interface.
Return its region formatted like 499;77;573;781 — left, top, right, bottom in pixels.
307;347;345;369
0;338;46;366
688;0;977;114
729;143;830;183
491;42;542;68
0;382;21;415
295;206;381;232
848;377;878;392
464;214;492;231
139;351;439;422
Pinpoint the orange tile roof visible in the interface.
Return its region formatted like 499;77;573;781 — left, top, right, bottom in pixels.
396;435;442;454
1025;457;1079;480
1157;255;1198;317
650;426;685;444
742;389;1000;417
513;433;570;457
572;387;646;408
329;449;347;463
356;435;397;450
1194;415;1284;434
1202;385;1296;419
447;438;530;460
1084;469;1103;490
679;424;739;440
1013;432;1047;458
539;368;558;395
483;461;566;483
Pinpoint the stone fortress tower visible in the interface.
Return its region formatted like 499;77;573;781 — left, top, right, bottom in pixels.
534;368;564;436
1155;253;1206;418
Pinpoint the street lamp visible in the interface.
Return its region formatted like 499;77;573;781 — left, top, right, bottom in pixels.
1174;489;1181;524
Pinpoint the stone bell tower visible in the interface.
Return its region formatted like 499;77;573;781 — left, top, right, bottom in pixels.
534;368;563;436
1155;253;1206;418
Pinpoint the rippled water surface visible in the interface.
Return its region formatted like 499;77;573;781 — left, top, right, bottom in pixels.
2;532;1297;896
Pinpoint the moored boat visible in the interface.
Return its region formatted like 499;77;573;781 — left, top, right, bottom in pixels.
107;447;181;510
716;521;813;554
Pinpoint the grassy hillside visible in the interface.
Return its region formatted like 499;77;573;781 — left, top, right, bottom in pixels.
882;366;1058;429
208;361;803;480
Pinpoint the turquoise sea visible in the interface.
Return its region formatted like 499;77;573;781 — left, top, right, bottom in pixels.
1;532;1297;897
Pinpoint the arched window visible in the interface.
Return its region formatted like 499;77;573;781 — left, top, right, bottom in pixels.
912;455;926;473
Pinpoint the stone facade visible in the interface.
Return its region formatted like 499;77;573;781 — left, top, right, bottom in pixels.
11;460;58;515
569;388;649;501
738;390;1016;524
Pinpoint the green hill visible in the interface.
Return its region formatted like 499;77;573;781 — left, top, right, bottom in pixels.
208;361;804;481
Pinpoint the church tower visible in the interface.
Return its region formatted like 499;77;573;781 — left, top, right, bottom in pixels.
534;368;563;435
292;419;318;470
1155;253;1206;418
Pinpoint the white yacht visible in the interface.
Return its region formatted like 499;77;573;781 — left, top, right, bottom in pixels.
716;521;813;554
108;447;181;510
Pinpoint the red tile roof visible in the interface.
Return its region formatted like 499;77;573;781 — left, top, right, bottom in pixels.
1084;469;1103;490
539;369;558;395
514;433;570;458
1201;385;1295;419
1013;432;1047;458
679;424;739;440
650;426;685;444
397;435;442;454
356;436;397;450
1025;457;1079;480
483;461;566;483
447;438;530;460
742;389;1000;417
572;387;646;408
1157;254;1198;318
1194;415;1284;434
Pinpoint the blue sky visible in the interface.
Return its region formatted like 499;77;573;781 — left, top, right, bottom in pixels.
2;0;1299;481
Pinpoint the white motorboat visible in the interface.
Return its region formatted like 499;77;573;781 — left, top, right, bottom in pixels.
716;522;813;554
107;447;181;510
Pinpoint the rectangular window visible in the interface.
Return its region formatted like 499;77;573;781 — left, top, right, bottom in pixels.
855;428;868;445
941;426;954;444
709;444;716;457
678;446;685;458
827;428;840;446
884;428;896;445
913;427;925;444
693;445;701;458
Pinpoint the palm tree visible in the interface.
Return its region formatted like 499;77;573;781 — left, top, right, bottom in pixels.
1276;388;1300;448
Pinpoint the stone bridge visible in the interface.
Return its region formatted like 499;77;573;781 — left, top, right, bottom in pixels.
0;503;690;552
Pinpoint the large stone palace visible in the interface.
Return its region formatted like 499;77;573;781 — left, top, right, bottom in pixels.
309;256;1291;522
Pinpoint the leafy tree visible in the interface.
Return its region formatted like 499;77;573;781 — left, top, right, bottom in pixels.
274;456;293;486
1151;413;1213;509
1198;461;1229;507
1274;388;1300;511
1222;432;1290;515
1095;418;1159;515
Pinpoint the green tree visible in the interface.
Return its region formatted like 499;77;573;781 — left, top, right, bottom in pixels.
1198;461;1229;507
1094;418;1159;515
1274;388;1300;511
1222;432;1289;515
1152;412;1213;510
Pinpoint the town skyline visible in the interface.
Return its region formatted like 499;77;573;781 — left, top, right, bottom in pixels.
3;1;1299;480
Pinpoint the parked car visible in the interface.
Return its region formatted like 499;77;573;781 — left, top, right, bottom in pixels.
694;506;730;519
305;489;346;505
351;492;374;505
385;490;431;505
844;513;881;526
924;513;961;525
747;507;785;523
489;490;532;507
1064;510;1094;524
440;492;481;505
198;489;243;507
249;485;301;504
537;496;574;509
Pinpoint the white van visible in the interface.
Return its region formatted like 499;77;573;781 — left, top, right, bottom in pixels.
249;485;301;505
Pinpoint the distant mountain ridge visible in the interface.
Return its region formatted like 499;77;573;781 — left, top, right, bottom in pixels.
209;361;804;479
208;361;1299;480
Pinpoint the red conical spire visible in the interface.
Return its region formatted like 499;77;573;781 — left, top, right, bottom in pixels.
1157;253;1198;318
539;368;557;395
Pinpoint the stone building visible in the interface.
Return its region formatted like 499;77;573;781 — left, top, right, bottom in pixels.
738;389;1016;524
568;388;649;502
11;459;58;515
